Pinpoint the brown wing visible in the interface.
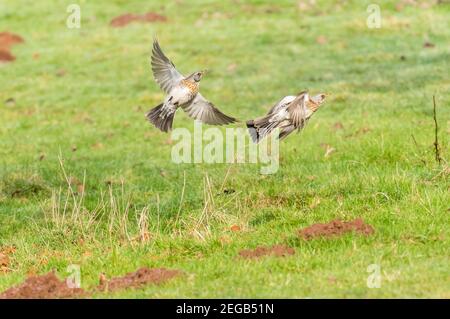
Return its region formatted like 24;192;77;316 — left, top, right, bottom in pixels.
278;124;296;140
183;93;237;125
288;93;308;129
151;39;184;93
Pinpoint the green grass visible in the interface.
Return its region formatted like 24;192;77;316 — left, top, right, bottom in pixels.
0;0;449;298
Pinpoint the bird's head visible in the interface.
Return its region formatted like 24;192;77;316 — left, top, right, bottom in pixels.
192;70;208;82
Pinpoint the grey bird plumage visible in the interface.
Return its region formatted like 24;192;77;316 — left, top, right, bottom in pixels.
146;39;237;132
246;91;326;143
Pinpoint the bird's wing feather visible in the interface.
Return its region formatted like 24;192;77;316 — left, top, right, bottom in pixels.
278;124;296;140
267;95;296;115
183;93;237;125
288;94;308;129
151;39;184;93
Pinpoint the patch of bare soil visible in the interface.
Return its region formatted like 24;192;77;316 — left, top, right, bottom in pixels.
98;267;180;292
0;32;24;63
239;244;295;259
110;12;167;27
0;272;86;299
0;32;24;49
0;50;15;62
298;218;374;240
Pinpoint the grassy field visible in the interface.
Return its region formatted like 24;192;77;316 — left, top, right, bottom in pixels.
0;0;449;298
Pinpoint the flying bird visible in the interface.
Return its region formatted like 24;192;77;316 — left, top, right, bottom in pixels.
146;39;237;132
246;91;325;143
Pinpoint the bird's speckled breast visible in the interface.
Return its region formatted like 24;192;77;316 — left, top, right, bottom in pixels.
306;100;320;112
181;80;199;95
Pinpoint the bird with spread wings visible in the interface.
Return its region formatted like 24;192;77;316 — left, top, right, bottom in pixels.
146;39;237;132
246;91;326;143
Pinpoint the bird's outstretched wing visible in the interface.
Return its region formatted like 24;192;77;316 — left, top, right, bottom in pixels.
288;93;308;129
183;93;237;125
151;39;184;93
267;95;296;115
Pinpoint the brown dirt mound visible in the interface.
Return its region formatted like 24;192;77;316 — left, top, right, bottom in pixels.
0;32;24;63
239;244;295;259
0;272;85;299
98;267;180;292
298;218;374;240
0;32;24;50
0;49;15;62
110;12;167;27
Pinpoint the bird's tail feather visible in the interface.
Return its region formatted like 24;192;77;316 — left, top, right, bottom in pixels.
246;120;260;143
246;116;278;143
146;103;175;133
